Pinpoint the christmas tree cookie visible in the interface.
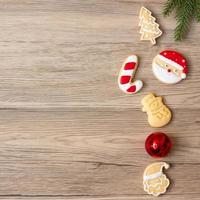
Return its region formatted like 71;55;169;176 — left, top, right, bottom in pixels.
139;7;162;45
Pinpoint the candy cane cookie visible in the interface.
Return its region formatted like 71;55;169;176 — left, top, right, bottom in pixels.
118;55;143;94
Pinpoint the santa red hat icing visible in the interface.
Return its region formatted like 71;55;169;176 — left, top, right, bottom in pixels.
152;50;188;84
159;50;188;79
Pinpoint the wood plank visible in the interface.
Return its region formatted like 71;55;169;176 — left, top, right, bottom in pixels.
0;0;199;108
0;0;199;199
0;108;199;164
0;195;200;200
0;108;199;196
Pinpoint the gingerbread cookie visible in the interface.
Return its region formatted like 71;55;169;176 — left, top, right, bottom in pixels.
139;7;162;45
118;55;143;94
143;162;170;196
141;93;172;127
152;50;188;84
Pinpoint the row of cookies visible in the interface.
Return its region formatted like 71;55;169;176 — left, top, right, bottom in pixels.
118;50;188;95
117;6;189;196
142;94;172;196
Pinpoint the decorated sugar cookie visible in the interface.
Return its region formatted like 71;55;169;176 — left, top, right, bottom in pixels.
118;55;143;94
139;7;162;45
141;93;172;127
152;50;188;84
143;162;170;196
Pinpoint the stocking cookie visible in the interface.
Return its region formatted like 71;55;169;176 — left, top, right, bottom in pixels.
143;162;170;196
139;7;162;45
118;55;143;94
152;50;188;84
141;93;172;127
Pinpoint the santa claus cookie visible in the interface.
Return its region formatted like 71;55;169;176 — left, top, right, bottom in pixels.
152;50;188;84
143;162;170;196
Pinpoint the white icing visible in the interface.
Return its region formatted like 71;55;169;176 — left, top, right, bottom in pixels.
152;63;182;84
126;55;137;63
181;73;186;79
120;69;134;76
118;82;131;91
143;171;162;181
158;54;184;70
118;80;143;93
134;80;143;92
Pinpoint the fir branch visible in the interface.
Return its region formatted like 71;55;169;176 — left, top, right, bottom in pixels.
174;0;195;41
162;0;182;16
162;0;176;16
194;0;200;22
163;0;199;41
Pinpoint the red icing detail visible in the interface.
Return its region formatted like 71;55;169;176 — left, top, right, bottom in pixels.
120;76;131;84
167;69;171;73
145;132;172;158
124;62;136;70
127;85;136;93
160;50;188;74
183;68;188;74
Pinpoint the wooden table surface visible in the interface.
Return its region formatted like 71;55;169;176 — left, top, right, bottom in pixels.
0;0;200;200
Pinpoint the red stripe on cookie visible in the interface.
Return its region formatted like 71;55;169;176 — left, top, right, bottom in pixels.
124;62;136;70
120;76;131;84
127;85;136;93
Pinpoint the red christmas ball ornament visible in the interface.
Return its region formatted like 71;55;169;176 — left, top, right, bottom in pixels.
145;132;172;158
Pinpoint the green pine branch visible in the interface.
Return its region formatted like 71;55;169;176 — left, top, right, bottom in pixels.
195;0;200;22
174;0;195;41
162;0;182;16
163;0;200;41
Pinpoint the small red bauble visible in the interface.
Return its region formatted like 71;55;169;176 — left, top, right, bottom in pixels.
145;132;172;158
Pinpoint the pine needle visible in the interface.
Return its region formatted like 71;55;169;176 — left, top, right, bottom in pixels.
163;0;180;16
163;0;176;16
163;0;199;41
174;0;195;41
195;0;200;22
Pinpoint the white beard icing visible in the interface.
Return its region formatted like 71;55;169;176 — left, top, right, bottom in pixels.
152;63;182;84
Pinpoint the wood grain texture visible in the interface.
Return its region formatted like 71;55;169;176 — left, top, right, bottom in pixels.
0;0;199;199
